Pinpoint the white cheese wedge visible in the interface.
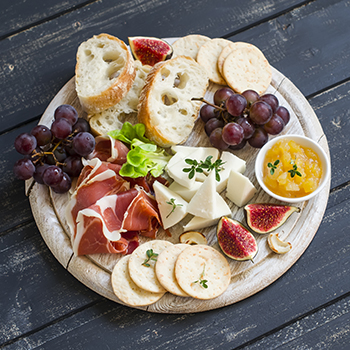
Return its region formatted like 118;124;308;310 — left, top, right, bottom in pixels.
168;180;203;202
183;193;231;231
153;181;188;229
216;151;247;193
187;170;217;219
171;145;219;161
226;170;257;207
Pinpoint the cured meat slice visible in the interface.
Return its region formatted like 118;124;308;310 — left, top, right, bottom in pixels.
90;135;129;165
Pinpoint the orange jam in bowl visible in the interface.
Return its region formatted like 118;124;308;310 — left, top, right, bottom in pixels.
262;139;322;198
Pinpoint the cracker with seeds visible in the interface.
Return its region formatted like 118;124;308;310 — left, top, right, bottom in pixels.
111;255;164;307
175;245;231;300
172;34;211;60
128;240;173;293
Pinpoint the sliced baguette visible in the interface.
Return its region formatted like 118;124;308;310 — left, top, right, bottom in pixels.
75;33;136;114
137;56;209;148
88;61;151;135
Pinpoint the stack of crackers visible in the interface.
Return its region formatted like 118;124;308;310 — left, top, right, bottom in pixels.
172;34;272;95
111;240;231;307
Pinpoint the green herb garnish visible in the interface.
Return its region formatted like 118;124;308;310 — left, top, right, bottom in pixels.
193;264;208;289
183;156;225;181
142;249;158;267
267;159;280;175
166;198;183;218
288;158;302;178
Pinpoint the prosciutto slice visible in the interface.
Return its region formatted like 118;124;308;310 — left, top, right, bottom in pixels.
72;187;161;256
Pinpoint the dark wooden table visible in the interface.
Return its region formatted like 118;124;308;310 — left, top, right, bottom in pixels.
1;0;350;348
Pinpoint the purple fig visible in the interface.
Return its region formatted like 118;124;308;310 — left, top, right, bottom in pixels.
217;217;258;261
128;36;173;66
244;203;301;234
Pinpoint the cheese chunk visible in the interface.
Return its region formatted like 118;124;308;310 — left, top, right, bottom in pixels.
168;180;202;202
187;170;217;219
183;193;231;231
216;151;247;193
153;181;188;229
226;170;257;207
171;145;219;162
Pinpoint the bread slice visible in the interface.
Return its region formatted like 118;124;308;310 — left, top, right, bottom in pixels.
75;33;136;114
172;34;211;60
196;38;232;85
88;61;151;135
137;56;209;148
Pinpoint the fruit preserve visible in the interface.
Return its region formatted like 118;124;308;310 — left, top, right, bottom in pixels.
263;139;322;198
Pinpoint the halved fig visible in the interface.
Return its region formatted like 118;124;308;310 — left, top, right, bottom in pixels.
267;233;292;254
217;217;258;261
244;203;301;234
179;231;207;245
128;36;173;66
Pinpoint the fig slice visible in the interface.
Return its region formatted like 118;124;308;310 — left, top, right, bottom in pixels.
128;36;173;66
244;203;301;234
217;217;258;261
267;233;292;254
179;231;207;245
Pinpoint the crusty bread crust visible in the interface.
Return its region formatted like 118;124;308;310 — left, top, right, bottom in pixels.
75;33;136;114
137;56;209;148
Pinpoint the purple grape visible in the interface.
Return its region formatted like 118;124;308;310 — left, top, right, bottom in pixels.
200;104;218;123
235;116;255;140
72;132;95;157
226;94;247;117
259;94;279;113
14;133;37;155
249;101;273;125
276;106;290;126
209;128;229;150
31;125;52;146
42;165;64;187
213;87;235;106
33;163;50;184
229;139;247;150
52;172;72;193
63;156;83;177
13;158;35;180
248;128;269;148
73;118;90;133
242;90;259;108
222;123;244;146
264;114;285;135
205;118;224;136
46;146;67;165
51;118;73;140
54;104;79;125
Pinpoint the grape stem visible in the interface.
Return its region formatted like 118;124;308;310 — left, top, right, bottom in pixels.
191;97;225;111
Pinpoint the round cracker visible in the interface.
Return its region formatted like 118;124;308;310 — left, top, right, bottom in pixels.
175;245;231;300
172;34;211;60
222;46;272;95
128;240;173;293
217;42;255;74
196;38;232;85
111;255;164;307
155;244;190;297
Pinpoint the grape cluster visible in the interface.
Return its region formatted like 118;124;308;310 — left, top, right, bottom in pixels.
200;88;290;150
13;104;95;193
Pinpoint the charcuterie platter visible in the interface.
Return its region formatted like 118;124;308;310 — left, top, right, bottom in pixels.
25;37;330;313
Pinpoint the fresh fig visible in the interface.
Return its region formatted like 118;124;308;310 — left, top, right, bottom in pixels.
244;203;301;234
217;217;258;261
128;36;173;66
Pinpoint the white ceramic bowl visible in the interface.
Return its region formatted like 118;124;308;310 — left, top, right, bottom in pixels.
255;134;331;203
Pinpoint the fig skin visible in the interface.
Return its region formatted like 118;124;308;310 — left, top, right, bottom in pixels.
128;36;173;66
244;203;301;234
217;217;258;261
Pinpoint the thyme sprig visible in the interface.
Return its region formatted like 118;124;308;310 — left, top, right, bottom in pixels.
288;158;302;178
193;264;208;289
183;156;225;182
166;198;183;218
267;159;280;175
142;249;158;267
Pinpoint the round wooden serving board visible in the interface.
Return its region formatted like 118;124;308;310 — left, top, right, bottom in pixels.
26;38;330;313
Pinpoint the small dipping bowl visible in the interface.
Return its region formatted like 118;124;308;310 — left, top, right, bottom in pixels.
255;134;331;203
